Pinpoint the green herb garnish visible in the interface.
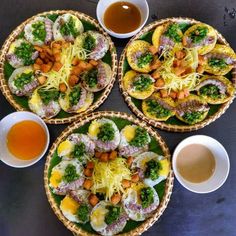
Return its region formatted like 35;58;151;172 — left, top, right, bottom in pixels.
178;23;191;33
38;89;59;105
83;34;96;52
190;26;208;44
105;206;121;225
15;42;35;66
165;23;182;42
77;204;89;223
182;111;205;124
17;31;25;39
47;14;59;22
84;68;98;88
32;21;46;42
146;99;172;118
208;58;227;69
140;187;154;209
73;142;86;161
60;17;79;38
200;84;224;99
137;52;153;68
97;123;115;142
14;72;34;89
129;127;150;148
145;159;161;180
69;86;81;106
63;164;79;183
133;75;152;91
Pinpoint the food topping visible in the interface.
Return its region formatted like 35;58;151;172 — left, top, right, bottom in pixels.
133;75;153;91
37;88;59;105
32;21;47;42
89;193;99;206
63;164;79;183
176;98;209;116
208;58;227;69
121;179;131;188
97;123;115;142
200;84;224;99
189;26;208;44
14;71;34;89
91;158;131;200
83;179;93;190
146;99;172;118
59;82;67;92
60;17;79;38
126;156;134;167
83;68;98;88
83;34;96;52
33;41;63;73
14;42;36;65
131;173;140;183
110;193;121;205
129;127;150;147
140;187;154;208
164;23;182;43
69;85;81;106
105;206;121;225
137;52;153;68
145;159;161;180
73;142;86;161
77;204;90;223
182;111;205;124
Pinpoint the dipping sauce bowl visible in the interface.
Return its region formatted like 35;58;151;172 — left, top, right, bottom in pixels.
172;135;230;193
0;111;49;168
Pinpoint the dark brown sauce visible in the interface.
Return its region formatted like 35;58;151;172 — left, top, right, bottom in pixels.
104;2;141;34
176;144;216;183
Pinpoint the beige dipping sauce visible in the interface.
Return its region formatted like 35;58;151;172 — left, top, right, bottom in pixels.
176;144;216;183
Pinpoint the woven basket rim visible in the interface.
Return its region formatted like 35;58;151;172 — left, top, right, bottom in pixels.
0;10;118;124
118;17;235;132
44;111;174;236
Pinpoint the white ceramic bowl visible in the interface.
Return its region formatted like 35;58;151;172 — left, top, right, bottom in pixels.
172;135;230;193
0;111;49;168
96;0;149;38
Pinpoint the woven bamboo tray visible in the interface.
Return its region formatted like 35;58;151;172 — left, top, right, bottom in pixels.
44;111;174;236
118;17;236;132
0;10;117;124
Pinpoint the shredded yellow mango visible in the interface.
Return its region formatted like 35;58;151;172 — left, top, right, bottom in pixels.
91;158;131;200
41;40;88;90
158;47;200;92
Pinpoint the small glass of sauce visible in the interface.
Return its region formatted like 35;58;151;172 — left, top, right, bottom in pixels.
103;2;141;34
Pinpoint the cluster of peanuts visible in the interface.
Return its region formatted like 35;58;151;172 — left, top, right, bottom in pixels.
33;41;99;93
147;46;206;100
82;153;140;206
